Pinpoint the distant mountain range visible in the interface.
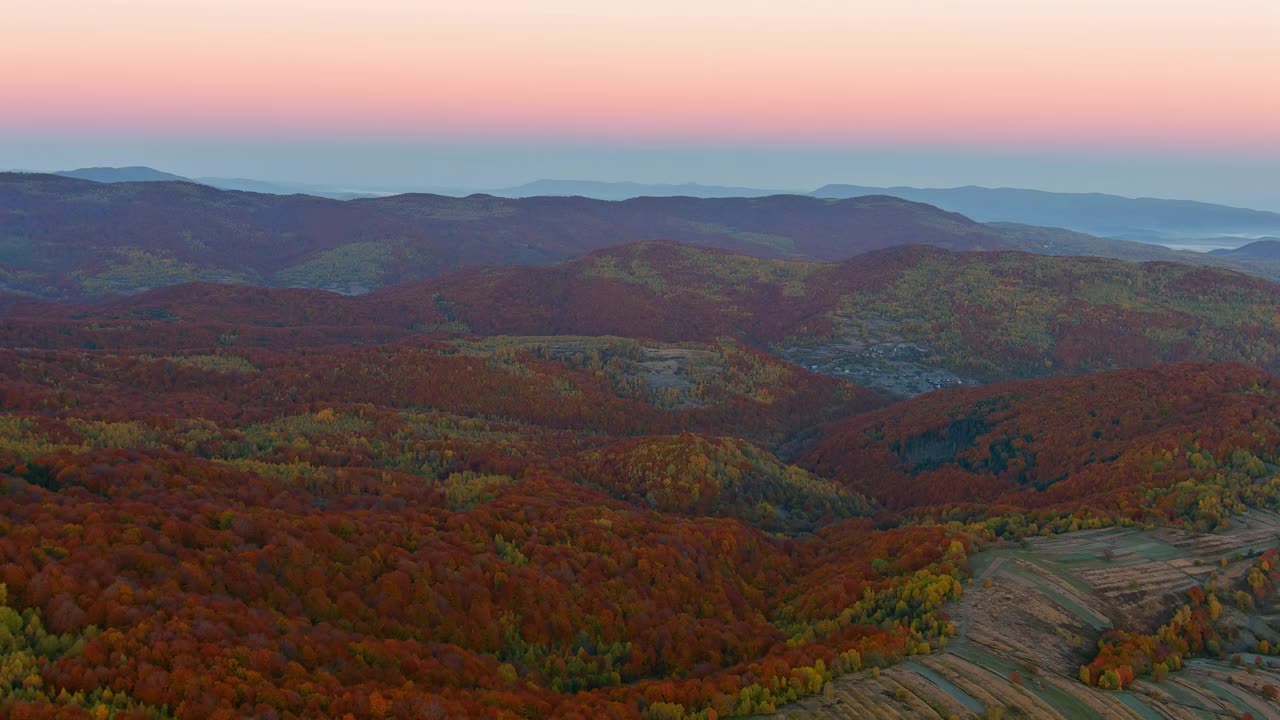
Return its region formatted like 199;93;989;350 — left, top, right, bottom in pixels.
37;166;1280;244
5;171;1262;300
48;168;788;201
55;166;192;183
7;172;1269;298
190;177;386;200
51;166;409;200
490;179;793;200
810;184;1280;241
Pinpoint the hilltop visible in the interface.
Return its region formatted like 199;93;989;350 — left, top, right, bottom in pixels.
54;166;194;183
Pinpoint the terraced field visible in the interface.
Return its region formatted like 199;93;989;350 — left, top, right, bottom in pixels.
764;513;1280;719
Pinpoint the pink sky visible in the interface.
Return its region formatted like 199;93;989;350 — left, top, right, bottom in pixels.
4;0;1278;152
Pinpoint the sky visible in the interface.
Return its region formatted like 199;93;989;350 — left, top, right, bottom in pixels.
3;0;1278;207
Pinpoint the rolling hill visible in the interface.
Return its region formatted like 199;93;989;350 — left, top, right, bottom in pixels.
386;242;1280;390
1;172;1260;299
802;361;1280;517
5;241;1280;399
4;231;1280;717
3;315;1280;718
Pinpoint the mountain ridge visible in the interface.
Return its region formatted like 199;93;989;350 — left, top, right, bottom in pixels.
490;178;795;199
811;183;1280;238
2;172;1264;300
8;240;1280;398
39;165;1280;226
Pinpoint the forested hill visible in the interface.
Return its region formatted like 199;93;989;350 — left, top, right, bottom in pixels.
382;242;1280;382
803;361;1280;516
5;241;1280;389
4;225;1280;716
2;315;1280;717
0;172;1246;299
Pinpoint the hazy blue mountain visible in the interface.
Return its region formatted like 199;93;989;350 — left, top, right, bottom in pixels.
42;168;787;201
195;176;388;200
56;166;194;183
811;184;1280;240
199;176;480;199
490;179;794;200
501;181;1280;245
1208;239;1280;259
46;166;411;200
4;172;1276;301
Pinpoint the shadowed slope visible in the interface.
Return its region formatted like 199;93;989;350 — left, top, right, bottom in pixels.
803;362;1280;522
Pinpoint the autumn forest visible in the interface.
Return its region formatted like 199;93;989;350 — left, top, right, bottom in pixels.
3;177;1280;719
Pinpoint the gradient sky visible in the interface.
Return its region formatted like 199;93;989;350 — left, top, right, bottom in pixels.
3;0;1278;206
